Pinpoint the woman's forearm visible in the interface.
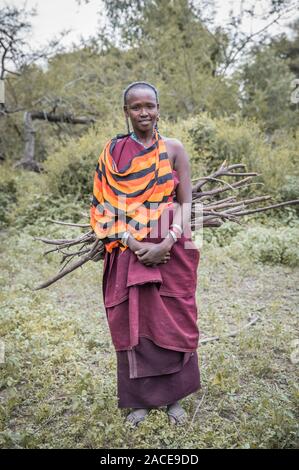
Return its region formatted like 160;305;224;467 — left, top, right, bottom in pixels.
159;201;192;250
127;233;139;252
127;200;192;253
170;201;192;235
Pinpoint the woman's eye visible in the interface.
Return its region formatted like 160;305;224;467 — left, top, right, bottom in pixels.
130;105;155;111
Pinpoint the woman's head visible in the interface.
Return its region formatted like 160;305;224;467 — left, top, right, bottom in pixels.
123;81;159;134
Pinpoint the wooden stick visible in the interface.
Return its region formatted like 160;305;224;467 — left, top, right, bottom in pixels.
233;199;299;216
199;315;260;344
33;239;103;290
46;219;90;228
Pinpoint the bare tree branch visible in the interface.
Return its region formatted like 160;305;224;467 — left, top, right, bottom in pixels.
33;161;299;290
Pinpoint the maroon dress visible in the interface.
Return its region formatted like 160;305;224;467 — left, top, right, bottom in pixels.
102;135;202;408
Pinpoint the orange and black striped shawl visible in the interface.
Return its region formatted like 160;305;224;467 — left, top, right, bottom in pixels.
90;129;175;253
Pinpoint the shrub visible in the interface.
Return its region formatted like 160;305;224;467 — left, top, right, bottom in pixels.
187;113;299;203
43;119;124;199
0;166;19;229
228;225;299;267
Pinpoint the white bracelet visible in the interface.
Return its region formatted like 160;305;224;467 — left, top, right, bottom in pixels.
171;223;183;234
168;230;177;242
121;231;130;246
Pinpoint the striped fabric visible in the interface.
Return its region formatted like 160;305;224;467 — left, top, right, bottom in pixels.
90;129;175;253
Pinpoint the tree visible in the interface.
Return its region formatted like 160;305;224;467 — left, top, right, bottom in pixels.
95;0;239;118
270;17;299;75
239;45;297;132
0;4;35;81
0;5;96;170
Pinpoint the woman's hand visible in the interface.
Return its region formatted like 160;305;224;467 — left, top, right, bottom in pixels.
135;241;172;267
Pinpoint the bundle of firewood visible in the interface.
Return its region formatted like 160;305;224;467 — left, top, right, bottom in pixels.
34;161;299;290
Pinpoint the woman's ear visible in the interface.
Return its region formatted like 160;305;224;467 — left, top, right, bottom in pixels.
124;105;130;133
123;105;129;118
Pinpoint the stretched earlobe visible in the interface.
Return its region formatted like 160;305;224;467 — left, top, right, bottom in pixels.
155;119;159;132
125;115;131;134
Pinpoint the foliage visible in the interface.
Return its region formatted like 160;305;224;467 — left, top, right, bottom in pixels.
270;17;299;77
188;113;299;201
0;166;19;229
238;46;298;132
0;4;36;77
0;224;298;448
0;0;240;165
1;111;298;233
1;1;298;171
1;0;299;450
222;223;299;267
280;175;299;202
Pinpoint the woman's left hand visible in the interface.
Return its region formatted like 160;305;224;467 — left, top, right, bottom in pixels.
135;242;172;267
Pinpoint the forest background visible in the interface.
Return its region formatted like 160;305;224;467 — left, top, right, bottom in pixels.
0;0;298;449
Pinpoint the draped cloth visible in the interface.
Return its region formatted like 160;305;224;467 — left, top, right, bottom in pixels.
99;134;202;409
90;129;175;253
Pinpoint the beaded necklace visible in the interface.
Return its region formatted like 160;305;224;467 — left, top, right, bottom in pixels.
131;131;155;148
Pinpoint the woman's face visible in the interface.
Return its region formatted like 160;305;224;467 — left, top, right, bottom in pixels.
124;87;159;133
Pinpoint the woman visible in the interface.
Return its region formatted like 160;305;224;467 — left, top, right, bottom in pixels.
90;81;201;427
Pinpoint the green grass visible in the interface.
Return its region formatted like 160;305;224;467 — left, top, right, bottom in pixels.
0;225;298;449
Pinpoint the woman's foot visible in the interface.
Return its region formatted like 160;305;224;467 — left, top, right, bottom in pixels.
126;408;149;427
167;401;187;426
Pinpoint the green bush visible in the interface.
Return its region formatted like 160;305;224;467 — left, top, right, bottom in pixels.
188;113;264;173
228;225;299;267
159;118;206;177
43;120;123;199
280;175;299;202
0;166;19;229
187;113;299;202
0;165;89;231
2;115;298;232
203;221;244;246
12;194;88;230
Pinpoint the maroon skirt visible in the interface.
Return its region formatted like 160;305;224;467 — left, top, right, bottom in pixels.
116;337;201;408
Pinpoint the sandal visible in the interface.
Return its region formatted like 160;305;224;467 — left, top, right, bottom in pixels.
126;408;149;427
167;402;187;426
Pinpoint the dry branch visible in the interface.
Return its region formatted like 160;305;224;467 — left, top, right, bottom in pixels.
14;111;95;172
199;315;260;344
33;161;299;290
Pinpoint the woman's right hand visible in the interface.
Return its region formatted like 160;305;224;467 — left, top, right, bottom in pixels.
128;238;171;266
136;244;171;266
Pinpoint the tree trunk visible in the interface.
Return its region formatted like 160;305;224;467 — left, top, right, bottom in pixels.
14;111;95;172
14;112;42;172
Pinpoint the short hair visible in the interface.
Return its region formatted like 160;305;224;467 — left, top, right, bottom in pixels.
123;81;159;105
